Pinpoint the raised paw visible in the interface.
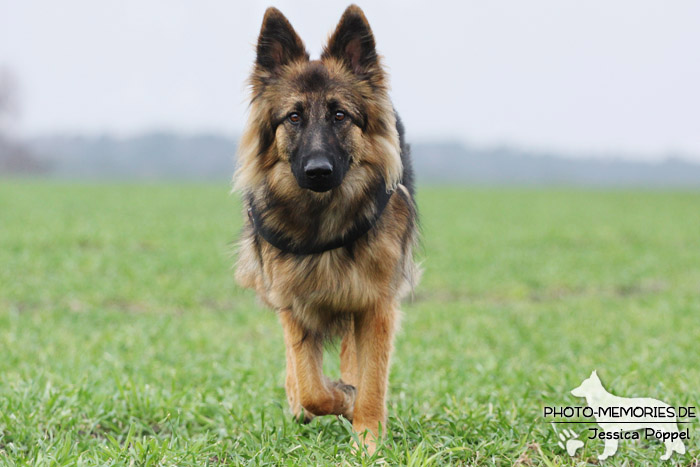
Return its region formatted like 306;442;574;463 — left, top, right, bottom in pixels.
286;385;314;423
292;407;315;424
335;380;357;397
331;379;356;421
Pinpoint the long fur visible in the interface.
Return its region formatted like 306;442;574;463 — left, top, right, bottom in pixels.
232;5;419;451
233;12;418;338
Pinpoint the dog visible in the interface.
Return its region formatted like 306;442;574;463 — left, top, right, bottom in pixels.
233;5;419;453
571;370;686;461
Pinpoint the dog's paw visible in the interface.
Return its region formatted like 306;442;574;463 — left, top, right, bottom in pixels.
352;438;377;456
287;389;314;424
351;424;379;456
336;380;357;397
557;428;584;457
331;379;356;421
292;407;315;424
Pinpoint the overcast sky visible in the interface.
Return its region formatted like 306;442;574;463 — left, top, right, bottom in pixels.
1;0;699;160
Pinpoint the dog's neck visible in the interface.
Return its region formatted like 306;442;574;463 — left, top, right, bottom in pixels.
247;176;392;255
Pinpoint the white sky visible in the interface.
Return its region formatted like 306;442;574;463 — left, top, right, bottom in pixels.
1;0;699;160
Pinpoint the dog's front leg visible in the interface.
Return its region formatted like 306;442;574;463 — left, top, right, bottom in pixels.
340;319;358;387
279;309;305;421
352;302;397;453
279;309;355;421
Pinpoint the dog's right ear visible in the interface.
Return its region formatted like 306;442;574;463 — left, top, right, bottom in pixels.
255;8;308;73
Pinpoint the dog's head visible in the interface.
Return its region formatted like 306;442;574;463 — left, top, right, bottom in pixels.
571;370;602;398
236;5;401;195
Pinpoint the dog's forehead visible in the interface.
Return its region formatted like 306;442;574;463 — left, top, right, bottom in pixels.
291;61;332;93
290;59;356;94
273;60;363;117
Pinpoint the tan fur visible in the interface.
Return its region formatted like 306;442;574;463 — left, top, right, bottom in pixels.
233;5;419;453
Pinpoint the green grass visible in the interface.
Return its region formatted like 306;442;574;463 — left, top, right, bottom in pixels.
1;181;699;465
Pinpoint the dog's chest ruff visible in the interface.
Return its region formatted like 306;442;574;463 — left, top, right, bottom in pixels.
235;186;417;330
246;184;393;256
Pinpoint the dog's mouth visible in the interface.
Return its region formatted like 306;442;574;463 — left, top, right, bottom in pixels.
298;177;340;193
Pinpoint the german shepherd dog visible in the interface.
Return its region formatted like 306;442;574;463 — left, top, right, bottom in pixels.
234;5;419;452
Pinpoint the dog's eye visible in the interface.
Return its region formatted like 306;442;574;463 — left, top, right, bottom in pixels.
334;111;346;122
288;113;301;124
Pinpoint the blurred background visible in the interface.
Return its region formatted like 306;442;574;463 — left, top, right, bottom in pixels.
1;0;699;185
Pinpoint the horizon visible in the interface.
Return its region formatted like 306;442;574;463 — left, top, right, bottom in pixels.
24;130;700;165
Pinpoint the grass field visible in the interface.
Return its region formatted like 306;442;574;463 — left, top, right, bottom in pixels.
1;181;699;466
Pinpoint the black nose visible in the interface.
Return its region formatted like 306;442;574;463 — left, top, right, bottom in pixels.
304;158;333;178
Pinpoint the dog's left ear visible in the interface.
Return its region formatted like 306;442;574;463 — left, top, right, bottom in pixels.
322;5;379;77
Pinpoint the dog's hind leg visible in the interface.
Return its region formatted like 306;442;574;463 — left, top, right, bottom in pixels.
352;302;398;454
340;319;358;387
279;309;355;421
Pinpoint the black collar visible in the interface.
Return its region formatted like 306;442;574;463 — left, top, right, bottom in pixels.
247;182;393;255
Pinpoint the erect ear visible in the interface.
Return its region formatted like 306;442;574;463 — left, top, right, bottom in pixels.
591;370;599;380
256;8;308;73
322;5;378;76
